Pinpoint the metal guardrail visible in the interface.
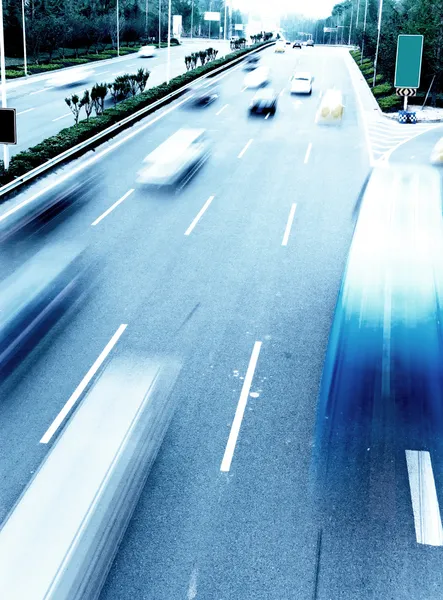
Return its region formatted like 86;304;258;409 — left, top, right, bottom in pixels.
0;42;274;200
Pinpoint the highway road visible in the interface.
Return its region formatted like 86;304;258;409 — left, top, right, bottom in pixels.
0;44;442;600
6;39;231;157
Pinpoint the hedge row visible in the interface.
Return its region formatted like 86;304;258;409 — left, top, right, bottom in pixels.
5;42;179;79
0;43;269;186
349;48;402;112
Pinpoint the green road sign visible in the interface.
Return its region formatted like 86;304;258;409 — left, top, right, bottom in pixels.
394;34;424;89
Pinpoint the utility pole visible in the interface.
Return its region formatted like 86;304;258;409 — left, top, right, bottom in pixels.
22;0;28;76
372;0;384;87
116;0;120;56
167;0;171;82
360;0;368;64
0;0;9;170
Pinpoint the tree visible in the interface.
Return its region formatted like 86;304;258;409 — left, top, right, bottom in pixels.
91;83;108;115
81;89;94;121
65;94;83;125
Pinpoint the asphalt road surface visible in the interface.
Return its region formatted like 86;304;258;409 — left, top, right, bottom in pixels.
0;44;441;599
6;39;231;156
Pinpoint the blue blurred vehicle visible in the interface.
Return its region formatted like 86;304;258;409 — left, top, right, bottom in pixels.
313;165;443;505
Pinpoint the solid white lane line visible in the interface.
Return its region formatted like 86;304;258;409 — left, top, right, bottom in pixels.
281;203;297;247
17;107;35;116
30;87;53;95
304;142;312;164
0;94;192;225
238;138;253;159
184;195;214;236
40;324;127;444
52;112;71;122
220;341;262;473
216;103;229;116
406;449;443;546
91;189;134;226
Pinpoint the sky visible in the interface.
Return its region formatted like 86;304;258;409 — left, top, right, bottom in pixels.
231;0;337;19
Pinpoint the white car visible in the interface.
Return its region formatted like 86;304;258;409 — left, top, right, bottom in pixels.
290;72;313;95
45;67;95;87
243;66;270;89
430;137;443;164
138;45;157;58
137;128;210;187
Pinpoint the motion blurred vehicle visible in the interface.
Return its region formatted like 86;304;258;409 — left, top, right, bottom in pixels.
46;67;95;87
136;128;210;188
0;244;91;376
190;83;219;106
313;164;443;503
290;72;313;95
0;167;102;242
306;39;314;47
286;40;292;46
138;45;157;58
316;88;344;122
243;54;260;71
249;88;277;116
275;41;286;53
243;66;270;89
430;137;443;164
293;41;302;49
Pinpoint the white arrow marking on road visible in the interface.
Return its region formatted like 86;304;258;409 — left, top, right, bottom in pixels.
221;341;262;472
406;449;443;546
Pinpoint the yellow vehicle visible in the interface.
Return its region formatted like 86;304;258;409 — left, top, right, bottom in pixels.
275;41;286;53
316;89;344;123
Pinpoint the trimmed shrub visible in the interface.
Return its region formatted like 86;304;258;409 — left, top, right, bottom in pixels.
5;69;25;78
378;94;402;111
372;83;394;97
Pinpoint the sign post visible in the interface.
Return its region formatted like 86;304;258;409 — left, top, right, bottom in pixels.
0;108;17;145
394;34;424;112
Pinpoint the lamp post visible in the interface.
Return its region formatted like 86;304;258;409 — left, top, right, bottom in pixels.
158;0;161;46
145;0;149;40
0;0;9;170
166;0;171;83
224;0;227;41
360;0;368;64
190;0;194;39
22;0;28;76
348;1;354;46
373;0;384;86
116;0;120;56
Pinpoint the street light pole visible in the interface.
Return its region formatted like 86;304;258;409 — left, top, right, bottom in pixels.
372;0;384;87
166;0;171;83
348;1;354;46
158;0;161;46
21;0;28;76
190;0;194;39
0;0;9;170
116;0;120;56
360;0;368;64
145;0;149;40
356;0;360;27
224;0;227;41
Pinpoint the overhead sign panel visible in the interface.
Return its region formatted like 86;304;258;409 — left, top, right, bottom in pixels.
204;11;220;21
324;27;337;32
0;108;17;145
394;34;424;89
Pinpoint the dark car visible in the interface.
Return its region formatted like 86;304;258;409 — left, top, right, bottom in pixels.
192;84;219;106
285;40;291;45
293;41;302;48
249;88;278;116
243;54;260;71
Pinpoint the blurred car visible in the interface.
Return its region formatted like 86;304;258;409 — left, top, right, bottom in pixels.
136;128;210;188
290;72;313;95
316;88;344;122
286;40;292;46
46;67;95;88
243;55;260;71
313;164;443;505
243;66;270;89
0;243;91;376
306;39;314;47
138;45;157;58
249;88;277;116
190;83;219;106
293;41;302;49
430;137;443;164
0;166;102;243
275;41;286;53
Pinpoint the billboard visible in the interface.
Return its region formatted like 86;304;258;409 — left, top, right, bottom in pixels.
394;35;424;89
204;11;220;21
172;15;182;39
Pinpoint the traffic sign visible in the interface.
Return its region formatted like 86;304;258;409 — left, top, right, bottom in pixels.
396;88;417;97
394;35;423;89
0;108;16;144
